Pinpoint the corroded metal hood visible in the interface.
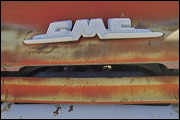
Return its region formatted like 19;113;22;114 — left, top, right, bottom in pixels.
1;1;179;71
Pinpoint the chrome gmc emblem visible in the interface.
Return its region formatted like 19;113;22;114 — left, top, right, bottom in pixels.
24;18;163;44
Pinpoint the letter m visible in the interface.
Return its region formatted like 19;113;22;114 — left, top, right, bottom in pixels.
71;19;107;40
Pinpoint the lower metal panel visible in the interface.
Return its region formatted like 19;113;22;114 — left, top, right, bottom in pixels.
1;76;179;104
1;102;179;119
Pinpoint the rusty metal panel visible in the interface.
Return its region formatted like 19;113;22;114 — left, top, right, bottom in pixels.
1;76;179;104
1;1;179;107
1;1;179;71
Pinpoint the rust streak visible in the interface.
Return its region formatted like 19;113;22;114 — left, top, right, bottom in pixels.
173;92;178;100
5;88;8;101
45;46;58;54
147;78;150;84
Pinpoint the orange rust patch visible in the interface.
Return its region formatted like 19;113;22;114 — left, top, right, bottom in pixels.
1;51;18;63
157;84;179;99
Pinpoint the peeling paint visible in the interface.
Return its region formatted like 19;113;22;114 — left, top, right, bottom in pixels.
68;105;73;112
1;103;12;113
53;105;61;116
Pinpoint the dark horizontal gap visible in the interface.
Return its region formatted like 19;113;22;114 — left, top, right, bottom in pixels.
1;64;179;78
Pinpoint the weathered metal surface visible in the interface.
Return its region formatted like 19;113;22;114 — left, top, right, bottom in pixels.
1;102;179;119
1;76;179;104
1;1;179;71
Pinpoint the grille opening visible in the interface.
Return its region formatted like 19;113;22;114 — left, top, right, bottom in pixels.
1;63;179;78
